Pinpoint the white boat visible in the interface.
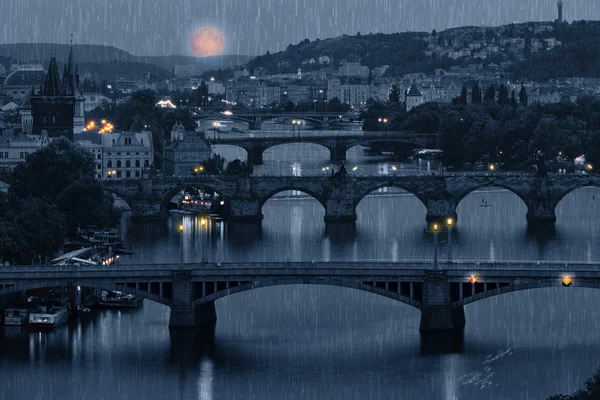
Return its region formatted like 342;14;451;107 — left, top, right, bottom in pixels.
4;308;29;326
28;298;70;330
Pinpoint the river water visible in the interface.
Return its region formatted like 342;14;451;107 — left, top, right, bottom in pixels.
2;141;600;400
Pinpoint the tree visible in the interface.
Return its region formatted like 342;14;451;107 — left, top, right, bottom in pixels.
453;86;468;105
195;81;209;107
498;84;509;105
389;84;401;103
199;154;225;175
224;159;253;176
55;177;115;236
510;91;518;108
471;82;482;105
8;137;95;202
519;85;528;106
484;84;496;103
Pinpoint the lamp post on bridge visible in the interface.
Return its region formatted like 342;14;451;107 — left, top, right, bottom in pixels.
378;117;389;136
178;224;184;265
446;217;454;261
432;223;439;269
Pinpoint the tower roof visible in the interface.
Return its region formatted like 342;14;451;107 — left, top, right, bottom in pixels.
41;56;63;96
406;83;421;96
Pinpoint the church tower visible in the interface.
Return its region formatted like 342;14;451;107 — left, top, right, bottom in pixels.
63;44;85;135
557;0;563;23
30;55;76;140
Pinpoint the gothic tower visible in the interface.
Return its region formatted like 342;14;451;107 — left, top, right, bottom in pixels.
30;56;76;140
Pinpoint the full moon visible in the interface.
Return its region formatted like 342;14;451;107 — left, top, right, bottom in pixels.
191;27;225;57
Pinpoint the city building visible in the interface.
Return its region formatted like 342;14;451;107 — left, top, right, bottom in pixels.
338;60;370;77
75;133;104;179
1;65;46;104
557;0;563;23
405;84;423;111
174;65;196;78
163;122;212;177
0;131;50;172
83;92;112;112
102;131;153;179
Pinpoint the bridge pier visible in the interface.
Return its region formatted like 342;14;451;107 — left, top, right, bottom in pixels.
229;199;263;222
419;270;465;353
425;198;458;227
526;199;557;230
247;147;264;165
249;121;262;130
330;141;347;162
169;270;217;330
324;199;356;222
130;199;168;220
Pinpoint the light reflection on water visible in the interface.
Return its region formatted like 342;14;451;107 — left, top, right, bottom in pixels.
3;146;600;399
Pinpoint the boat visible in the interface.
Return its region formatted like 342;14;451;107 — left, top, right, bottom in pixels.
416;149;444;159
97;291;141;309
52;247;117;266
78;226;123;245
169;209;195;215
28;297;70;330
181;194;212;213
4;308;29;326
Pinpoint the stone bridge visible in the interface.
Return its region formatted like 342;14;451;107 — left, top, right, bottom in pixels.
193;112;354;130
103;174;600;227
208;132;437;164
0;261;596;341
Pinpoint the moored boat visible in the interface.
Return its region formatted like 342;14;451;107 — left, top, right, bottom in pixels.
4;308;29;326
28;297;70;330
97;291;141;309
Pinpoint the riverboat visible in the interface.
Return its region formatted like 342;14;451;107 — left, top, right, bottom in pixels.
78;227;123;245
97;291;141;309
28;298;70;330
181;194;213;213
4;308;29;326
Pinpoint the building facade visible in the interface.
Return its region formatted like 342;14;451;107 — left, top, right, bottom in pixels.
163;123;212;177
0;132;50;172
102;131;153;179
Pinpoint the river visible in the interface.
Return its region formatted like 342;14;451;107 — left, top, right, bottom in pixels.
1;142;600;400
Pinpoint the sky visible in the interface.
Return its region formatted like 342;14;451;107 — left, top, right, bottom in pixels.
1;0;599;56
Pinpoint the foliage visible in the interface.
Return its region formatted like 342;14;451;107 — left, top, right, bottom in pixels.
0;197;65;265
8;137;95;201
200;154;226;175
547;366;600;399
55;177;116;236
224;159;254;176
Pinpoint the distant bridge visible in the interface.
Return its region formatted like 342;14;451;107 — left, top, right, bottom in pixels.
0;261;595;336
192;112;355;130
208;132;437;164
103;174;600;227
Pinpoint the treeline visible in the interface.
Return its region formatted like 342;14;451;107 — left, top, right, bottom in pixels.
0;138;116;265
548;367;600;399
361;94;600;169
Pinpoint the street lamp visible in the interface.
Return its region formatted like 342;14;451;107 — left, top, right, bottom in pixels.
178;224;184;265
378;117;389;135
446;217;454;261
212;121;221;138
432;223;440;269
489;163;496;173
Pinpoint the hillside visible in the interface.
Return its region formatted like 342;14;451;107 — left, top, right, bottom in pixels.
236;20;600;80
0;43;251;79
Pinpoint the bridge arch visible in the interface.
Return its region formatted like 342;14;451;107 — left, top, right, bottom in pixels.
259;186;327;210
210;144;249;161
455;280;600;308
355;183;428;208
555;183;600;206
160;183;229;214
261;141;333;159
0;280;172;306
455;183;529;208
192;279;421;310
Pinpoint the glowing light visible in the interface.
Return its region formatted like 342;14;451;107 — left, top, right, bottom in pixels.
586;163;593;171
391;166;397;171
222;110;233;116
562;276;572;287
469;275;477;284
201;218;207;226
156;99;177;108
352;166;358;171
446;217;454;227
489;164;496;171
433;223;439;232
210;77;215;82
178;224;184;232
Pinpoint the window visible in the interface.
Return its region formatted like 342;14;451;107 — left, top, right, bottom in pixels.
20;152;24;159
126;171;131;178
125;160;131;168
117;153;121;155
4;152;7;158
117;160;122;168
107;153;111;155
97;163;101;170
136;152;139;155
141;138;144;144
135;160;140;168
97;174;101;179
107;160;112;168
116;171;122;178
135;171;140;177
126;152;130;155
0;153;3;159
144;160;149;167
97;154;101;160
112;139;115;144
